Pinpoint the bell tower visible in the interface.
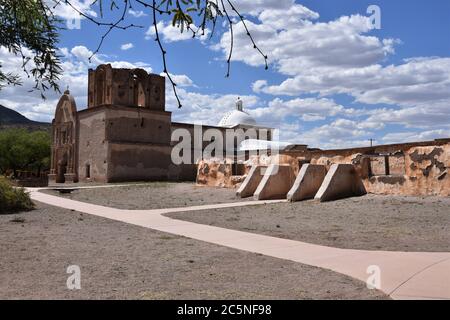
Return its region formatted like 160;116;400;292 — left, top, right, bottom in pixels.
87;64;165;111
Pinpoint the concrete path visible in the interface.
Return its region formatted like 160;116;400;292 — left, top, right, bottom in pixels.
28;188;450;300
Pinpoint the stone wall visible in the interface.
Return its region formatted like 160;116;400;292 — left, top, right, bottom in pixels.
307;140;450;196
196;139;450;196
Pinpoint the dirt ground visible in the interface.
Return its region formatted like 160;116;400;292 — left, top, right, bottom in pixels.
0;202;388;299
40;182;250;210
167;194;450;252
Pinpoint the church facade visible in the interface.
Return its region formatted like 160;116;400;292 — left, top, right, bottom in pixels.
49;64;271;184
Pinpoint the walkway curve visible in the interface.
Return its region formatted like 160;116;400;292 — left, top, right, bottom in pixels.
28;188;450;300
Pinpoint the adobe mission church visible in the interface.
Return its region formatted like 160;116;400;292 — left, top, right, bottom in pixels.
49;64;271;184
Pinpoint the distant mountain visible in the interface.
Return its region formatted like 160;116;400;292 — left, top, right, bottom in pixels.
0;105;51;131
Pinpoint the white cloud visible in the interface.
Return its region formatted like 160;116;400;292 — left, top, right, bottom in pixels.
366;106;450;129
120;43;134;51
257;57;450;107
128;9;147;18
215;13;396;72
289;118;381;149
160;73;195;87
70;45;103;65
145;21;210;42
227;0;299;16
382;129;450;144
248;97;362;127
50;0;97;20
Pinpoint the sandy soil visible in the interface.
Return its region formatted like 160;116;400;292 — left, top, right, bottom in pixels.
40;182;250;210
167;194;450;252
0;202;388;299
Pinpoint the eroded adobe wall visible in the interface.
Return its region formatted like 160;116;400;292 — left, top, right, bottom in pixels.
77;108;108;182
107;142;171;182
196;140;450;196
77;105;174;183
308;141;450;196
196;154;300;188
104;106;171;145
365;144;450;196
102;106;172;182
196;159;246;188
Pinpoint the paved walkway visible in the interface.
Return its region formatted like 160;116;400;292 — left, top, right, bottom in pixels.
29;188;450;300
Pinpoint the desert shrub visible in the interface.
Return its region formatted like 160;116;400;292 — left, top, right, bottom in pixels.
0;177;34;214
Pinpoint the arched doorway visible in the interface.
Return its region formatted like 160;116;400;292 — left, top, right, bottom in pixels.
56;152;68;183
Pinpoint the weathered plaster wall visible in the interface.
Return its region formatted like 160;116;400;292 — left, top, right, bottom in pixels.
196;140;450;196
107;142;171;182
308;143;450;196
77;109;108;182
105;107;171;144
365;144;450;196
77;105;173;183
196;159;246;188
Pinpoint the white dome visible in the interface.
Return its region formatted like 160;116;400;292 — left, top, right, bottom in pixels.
218;109;257;127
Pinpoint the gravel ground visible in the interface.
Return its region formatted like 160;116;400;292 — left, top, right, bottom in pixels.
166;194;450;252
40;182;250;210
0;203;388;299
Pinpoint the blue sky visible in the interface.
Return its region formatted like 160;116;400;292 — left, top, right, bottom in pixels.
1;0;450;148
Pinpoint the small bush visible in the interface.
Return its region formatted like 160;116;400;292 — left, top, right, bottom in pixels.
0;177;34;214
